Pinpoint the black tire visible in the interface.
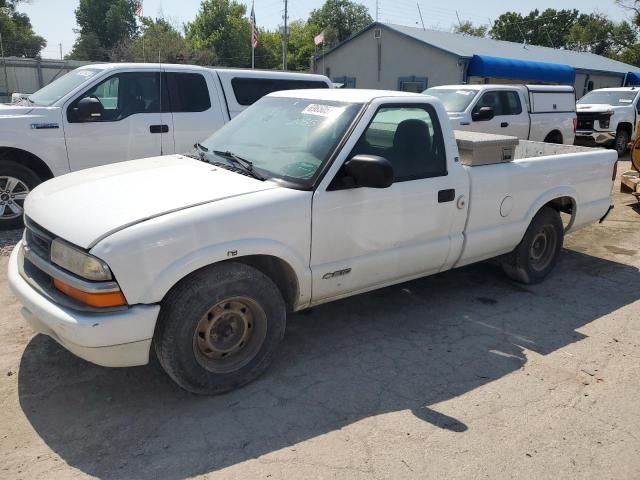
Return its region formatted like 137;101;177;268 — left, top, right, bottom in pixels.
500;206;564;285
154;262;287;395
0;159;41;230
614;129;629;157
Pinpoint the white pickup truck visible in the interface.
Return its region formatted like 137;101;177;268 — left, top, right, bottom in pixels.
575;87;640;156
8;89;617;394
0;63;331;229
424;84;576;145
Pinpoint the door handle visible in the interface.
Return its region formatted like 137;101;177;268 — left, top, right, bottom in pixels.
501;122;509;128
150;124;169;134
438;189;455;203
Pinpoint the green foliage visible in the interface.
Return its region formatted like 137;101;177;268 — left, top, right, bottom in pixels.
453;21;488;38
490;9;579;48
69;0;138;60
0;0;46;57
287;20;323;71
308;0;372;45
185;0;251;67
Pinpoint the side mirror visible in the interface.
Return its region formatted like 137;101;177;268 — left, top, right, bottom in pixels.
344;154;394;188
472;106;495;122
75;97;104;121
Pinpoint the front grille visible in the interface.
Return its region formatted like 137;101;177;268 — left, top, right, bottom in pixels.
577;112;611;130
24;218;54;261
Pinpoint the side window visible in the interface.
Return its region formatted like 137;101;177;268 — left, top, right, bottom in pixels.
68;72;161;122
398;76;428;93
473;91;522;116
231;78;330;106
501;91;522;115
165;72;211;112
347;105;447;182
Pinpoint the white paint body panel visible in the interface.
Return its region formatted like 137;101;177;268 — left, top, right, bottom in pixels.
9;89;616;367
576;87;640;144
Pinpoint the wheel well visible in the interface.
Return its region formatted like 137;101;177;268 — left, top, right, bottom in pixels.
0;147;53;181
544;196;576;231
617;122;632;137
544;130;563;144
231;255;299;312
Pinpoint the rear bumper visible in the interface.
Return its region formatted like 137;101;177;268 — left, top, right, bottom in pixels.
574;130;615;147
8;243;159;367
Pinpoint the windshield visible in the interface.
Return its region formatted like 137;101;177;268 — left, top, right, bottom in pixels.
423;88;478;112
577;90;639;106
200;96;362;187
29;68;100;106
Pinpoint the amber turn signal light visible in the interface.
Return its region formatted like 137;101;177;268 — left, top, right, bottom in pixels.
53;278;127;308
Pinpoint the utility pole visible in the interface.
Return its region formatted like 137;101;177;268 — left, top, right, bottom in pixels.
0;33;8;103
455;11;462;30
282;0;288;71
376;0;379;21
59;43;63;60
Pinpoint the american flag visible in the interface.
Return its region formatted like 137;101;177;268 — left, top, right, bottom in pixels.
314;31;325;46
134;1;143;16
250;3;259;49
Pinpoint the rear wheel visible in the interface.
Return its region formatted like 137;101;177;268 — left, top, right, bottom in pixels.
501;206;564;284
154;262;286;395
0;160;41;230
614;129;629;157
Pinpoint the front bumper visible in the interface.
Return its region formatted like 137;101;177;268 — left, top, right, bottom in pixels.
8;242;160;367
574;130;615;147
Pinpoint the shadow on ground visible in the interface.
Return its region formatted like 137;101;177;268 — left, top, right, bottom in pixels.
16;249;639;479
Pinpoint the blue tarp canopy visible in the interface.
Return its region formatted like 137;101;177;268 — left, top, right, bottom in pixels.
467;55;576;84
625;72;640;85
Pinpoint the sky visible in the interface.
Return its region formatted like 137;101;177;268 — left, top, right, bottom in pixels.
18;0;634;59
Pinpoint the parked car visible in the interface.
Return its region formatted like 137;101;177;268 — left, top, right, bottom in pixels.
0;63;331;229
8;89;617;394
424;84;576;145
574;87;640;156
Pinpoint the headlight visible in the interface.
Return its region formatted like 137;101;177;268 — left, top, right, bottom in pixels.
50;238;113;281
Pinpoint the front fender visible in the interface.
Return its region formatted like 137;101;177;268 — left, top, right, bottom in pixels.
140;238;311;308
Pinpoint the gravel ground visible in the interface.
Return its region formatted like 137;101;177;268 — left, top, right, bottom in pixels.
0;163;639;480
0;229;22;257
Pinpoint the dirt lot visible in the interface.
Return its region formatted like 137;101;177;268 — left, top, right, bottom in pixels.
1;163;639;480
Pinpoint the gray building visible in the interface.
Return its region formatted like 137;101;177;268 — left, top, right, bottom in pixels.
312;22;640;97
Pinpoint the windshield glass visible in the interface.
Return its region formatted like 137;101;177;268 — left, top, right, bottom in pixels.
29;68;100;106
200;96;362;187
423;88;478;112
577;90;639;106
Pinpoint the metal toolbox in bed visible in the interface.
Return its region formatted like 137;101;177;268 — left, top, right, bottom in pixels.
454;131;520;166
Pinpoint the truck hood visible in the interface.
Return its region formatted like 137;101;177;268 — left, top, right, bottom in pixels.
576;104;615;114
25;155;279;249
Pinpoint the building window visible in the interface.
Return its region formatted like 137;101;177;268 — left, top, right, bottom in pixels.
398;76;428;93
333;76;356;88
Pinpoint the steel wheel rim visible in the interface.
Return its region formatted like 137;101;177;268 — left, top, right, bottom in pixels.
0;176;29;220
616;133;628;155
529;226;556;272
193;296;267;374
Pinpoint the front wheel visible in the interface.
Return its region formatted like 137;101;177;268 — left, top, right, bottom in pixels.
614;129;629;157
0;160;41;230
154;262;286;395
501;206;564;284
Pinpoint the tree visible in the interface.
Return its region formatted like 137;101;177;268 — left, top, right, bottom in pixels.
490;9;579;48
0;0;46;57
308;0;372;46
567;14;636;57
287;20;324;71
186;0;251;67
69;0;138;60
453;21;487;38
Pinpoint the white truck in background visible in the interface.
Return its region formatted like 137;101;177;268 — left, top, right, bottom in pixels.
424;84;576;145
0;63;331;229
575;87;640;156
9;89;617;394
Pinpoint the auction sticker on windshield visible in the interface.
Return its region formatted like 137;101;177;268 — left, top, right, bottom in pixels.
302;104;346;118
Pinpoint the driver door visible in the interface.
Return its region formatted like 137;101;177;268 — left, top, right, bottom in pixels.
471;89;529;139
63;70;172;171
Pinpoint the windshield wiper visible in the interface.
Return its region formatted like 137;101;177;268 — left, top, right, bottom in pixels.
212;150;266;181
